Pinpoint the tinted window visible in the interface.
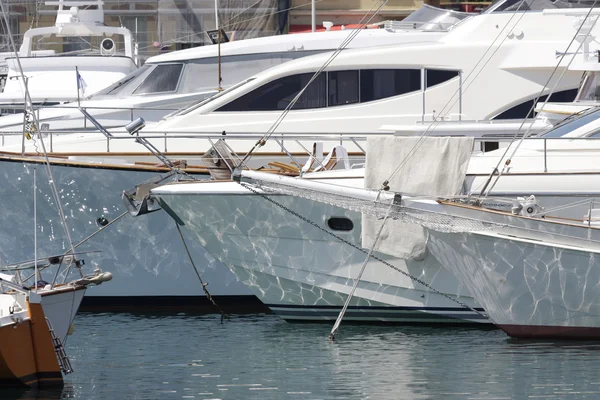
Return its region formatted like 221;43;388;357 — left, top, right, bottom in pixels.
360;69;421;102
179;51;322;94
426;69;459;88
133;64;183;95
92;64;151;97
494;89;577;120
542;107;600;138
217;73;326;111
328;70;359;106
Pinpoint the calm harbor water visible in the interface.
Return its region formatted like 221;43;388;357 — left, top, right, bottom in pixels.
5;312;600;400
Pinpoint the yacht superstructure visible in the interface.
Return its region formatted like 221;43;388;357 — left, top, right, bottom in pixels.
0;0;137;112
0;6;463;134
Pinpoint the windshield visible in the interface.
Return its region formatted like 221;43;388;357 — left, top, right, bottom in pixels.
401;4;472;31
171;78;256;117
91;64;151;97
541;106;600;138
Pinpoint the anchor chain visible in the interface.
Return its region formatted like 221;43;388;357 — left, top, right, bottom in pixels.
239;182;488;326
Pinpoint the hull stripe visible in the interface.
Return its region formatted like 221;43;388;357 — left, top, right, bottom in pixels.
268;305;489;323
500;324;600;339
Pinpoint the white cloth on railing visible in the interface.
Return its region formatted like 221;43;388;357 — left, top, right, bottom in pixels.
362;136;473;260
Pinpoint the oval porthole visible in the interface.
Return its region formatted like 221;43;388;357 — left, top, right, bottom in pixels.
327;217;354;231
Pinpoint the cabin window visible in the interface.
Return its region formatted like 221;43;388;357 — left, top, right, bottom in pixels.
216;69;422;112
179;51;322;94
360;69;421;102
328;70;359;106
133;63;184;95
426;69;459;88
217;72;327;111
92;64;151;97
327;217;354;231
493;89;577;120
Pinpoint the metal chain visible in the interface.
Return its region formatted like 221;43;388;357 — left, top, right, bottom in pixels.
175;223;227;323
240;182;487;319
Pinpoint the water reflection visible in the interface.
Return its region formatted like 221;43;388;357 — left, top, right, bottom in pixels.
0;386;72;400
27;313;600;400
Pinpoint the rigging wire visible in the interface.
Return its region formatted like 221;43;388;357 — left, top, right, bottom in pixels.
481;5;599;196
380;1;530;189
239;181;488;325
236;0;389;170
329;200;391;341
135;0;329;52
0;0;79;279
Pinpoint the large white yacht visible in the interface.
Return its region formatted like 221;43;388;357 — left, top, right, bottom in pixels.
150;100;600;323
0;5;464;134
12;0;597;157
0;0;594;311
0;0;137;112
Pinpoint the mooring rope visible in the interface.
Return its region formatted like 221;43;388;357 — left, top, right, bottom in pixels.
329;201;391;341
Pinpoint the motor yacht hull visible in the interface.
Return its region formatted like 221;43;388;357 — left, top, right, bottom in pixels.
154;182;487;324
0;158;257;310
426;203;600;339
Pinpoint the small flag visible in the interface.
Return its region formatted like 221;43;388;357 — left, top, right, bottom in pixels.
76;69;87;95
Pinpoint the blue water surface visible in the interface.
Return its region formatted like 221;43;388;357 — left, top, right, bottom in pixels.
4;312;600;400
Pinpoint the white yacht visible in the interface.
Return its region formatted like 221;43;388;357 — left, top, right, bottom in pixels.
149;95;600;323
0;0;595;311
0;5;463;134
0;0;137;113
12;0;598;157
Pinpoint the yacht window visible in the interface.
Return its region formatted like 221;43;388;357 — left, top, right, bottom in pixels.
217;73;327;111
133;63;184;95
328;70;359;106
541;107;600;138
172;78;256;116
426;69;459;88
92;64;151;97
493;89;577;120
576;72;600;102
360;69;421;102
179;51;321;95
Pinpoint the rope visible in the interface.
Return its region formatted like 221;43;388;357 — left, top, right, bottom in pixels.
175;223;226;323
329;200;391;341
239;182;488;326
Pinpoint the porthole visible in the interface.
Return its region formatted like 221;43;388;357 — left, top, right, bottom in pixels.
327;217;354;231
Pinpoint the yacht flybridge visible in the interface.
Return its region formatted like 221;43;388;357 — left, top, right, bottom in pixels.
0;0;136;112
0;5;467;134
